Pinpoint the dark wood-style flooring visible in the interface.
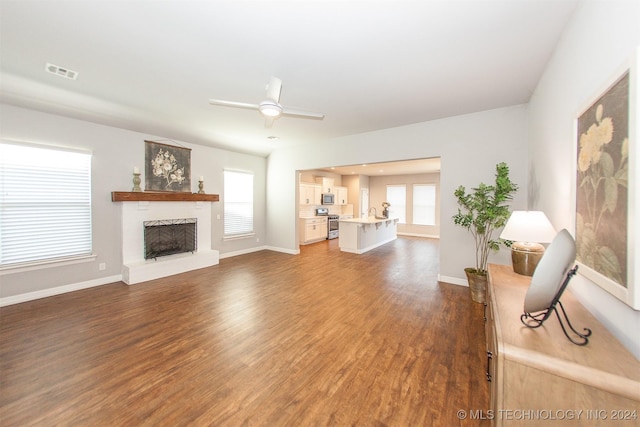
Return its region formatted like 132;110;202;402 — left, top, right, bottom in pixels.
1;237;489;426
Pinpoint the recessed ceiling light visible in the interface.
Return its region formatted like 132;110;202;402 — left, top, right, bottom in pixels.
45;62;79;80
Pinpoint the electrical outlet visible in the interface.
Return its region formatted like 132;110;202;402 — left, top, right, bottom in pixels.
256;237;260;243
99;262;106;271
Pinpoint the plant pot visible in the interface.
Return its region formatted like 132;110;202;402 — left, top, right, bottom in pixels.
464;268;487;304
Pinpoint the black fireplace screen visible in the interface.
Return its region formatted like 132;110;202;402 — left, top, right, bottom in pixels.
144;218;197;260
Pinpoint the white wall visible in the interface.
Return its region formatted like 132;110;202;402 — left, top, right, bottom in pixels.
0;104;266;300
266;104;529;281
528;0;640;358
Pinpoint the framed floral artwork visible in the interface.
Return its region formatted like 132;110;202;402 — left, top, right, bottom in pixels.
144;140;191;192
575;49;639;310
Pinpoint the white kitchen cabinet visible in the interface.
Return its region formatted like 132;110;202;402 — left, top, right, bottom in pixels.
335;186;348;205
299;183;321;205
299;217;328;244
315;177;335;194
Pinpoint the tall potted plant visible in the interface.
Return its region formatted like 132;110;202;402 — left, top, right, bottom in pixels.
453;162;518;303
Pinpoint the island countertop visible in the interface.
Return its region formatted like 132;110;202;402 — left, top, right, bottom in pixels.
339;217;398;224
338;217;398;254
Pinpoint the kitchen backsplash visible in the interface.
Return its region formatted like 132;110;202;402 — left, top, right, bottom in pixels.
299;204;353;218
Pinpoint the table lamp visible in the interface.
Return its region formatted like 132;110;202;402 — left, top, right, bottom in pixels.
500;211;557;276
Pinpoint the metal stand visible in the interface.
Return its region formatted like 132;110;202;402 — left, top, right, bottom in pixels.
520;266;592;346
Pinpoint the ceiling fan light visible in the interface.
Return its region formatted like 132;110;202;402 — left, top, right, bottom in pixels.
259;101;283;117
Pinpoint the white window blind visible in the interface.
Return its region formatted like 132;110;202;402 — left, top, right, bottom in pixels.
413;184;436;225
0;142;92;267
386;185;406;223
223;170;254;237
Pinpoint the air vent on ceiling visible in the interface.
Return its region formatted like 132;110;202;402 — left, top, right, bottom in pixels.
45;63;79;80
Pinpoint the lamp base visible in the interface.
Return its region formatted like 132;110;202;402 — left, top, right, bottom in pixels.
511;242;545;276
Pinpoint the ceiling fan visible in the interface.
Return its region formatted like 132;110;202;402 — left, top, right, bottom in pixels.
208;77;325;127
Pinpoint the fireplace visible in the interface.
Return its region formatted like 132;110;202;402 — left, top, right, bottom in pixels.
118;199;218;285
144;218;197;260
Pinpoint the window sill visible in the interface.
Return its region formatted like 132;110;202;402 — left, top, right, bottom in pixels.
0;254;97;275
223;233;256;242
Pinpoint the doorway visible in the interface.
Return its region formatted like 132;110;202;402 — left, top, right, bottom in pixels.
360;188;369;219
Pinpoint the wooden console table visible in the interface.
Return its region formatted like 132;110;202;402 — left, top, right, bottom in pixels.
485;264;640;426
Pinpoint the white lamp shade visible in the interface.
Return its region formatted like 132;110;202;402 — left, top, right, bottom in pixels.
500;211;557;243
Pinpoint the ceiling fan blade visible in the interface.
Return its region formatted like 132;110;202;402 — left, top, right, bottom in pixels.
265;77;282;103
281;107;325;120
208;99;260;111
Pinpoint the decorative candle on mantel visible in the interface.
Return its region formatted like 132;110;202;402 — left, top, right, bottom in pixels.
132;166;142;192
198;176;205;194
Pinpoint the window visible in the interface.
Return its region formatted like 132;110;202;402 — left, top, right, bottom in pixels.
223;170;254;237
0;142;92;267
413;184;436;225
386;185;406;223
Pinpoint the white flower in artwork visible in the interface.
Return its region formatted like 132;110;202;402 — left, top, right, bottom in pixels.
151;148;186;189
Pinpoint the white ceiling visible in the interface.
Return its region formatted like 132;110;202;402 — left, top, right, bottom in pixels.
0;0;579;158
320;158;441;177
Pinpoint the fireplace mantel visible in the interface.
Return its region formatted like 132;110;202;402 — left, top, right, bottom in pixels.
112;191;219;202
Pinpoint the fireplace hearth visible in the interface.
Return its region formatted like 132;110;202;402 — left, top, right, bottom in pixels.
144;218;197;260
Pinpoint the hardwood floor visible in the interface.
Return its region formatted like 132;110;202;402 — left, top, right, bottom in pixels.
0;237;489;426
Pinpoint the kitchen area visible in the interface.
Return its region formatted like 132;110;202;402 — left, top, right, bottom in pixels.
298;174;354;245
298;171;399;254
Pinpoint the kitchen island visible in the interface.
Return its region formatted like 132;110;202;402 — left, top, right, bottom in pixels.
339;217;399;254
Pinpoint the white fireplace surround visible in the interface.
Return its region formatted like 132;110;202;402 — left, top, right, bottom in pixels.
119;200;219;284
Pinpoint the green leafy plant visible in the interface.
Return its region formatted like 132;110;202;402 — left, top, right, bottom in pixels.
453;162;518;275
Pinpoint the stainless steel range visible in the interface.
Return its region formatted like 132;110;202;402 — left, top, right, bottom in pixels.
327;215;339;239
316;208;340;240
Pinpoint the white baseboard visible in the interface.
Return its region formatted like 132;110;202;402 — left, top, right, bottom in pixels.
0;274;123;307
219;246;300;259
265;246;300;255
397;232;440;239
219;246;268;259
438;274;468;287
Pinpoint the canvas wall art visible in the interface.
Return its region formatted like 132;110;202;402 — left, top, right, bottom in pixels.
575;50;638;310
145;140;191;192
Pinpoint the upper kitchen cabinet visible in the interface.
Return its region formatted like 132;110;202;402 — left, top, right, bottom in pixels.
335;186;348;205
315;177;335;194
300;182;321;205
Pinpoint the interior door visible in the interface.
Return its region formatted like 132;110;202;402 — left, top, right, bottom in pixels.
360;188;369;218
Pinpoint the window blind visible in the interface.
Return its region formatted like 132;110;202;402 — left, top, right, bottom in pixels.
223;170;254;236
0;143;92;267
386;185;406;223
413;184;436;225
